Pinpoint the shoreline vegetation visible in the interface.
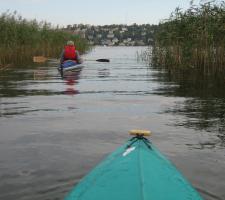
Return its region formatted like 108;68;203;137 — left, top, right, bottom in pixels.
1;0;224;73
151;1;225;73
0;11;89;67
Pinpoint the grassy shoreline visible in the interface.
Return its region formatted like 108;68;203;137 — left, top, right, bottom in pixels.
0;11;90;67
151;1;225;73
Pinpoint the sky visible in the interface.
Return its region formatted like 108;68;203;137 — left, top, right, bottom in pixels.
0;0;193;26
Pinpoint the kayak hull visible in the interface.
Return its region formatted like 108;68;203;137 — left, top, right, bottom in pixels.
59;60;84;72
65;137;203;200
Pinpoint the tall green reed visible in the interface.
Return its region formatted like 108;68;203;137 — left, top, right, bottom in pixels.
0;11;89;66
152;1;225;73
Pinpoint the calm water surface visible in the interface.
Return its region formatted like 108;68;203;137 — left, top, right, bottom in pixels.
0;47;224;200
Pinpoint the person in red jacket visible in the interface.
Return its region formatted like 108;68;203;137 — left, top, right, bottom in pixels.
60;41;82;64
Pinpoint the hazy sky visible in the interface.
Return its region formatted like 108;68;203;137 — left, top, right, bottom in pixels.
0;0;193;26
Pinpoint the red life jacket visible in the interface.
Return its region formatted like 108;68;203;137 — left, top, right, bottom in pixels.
64;45;77;60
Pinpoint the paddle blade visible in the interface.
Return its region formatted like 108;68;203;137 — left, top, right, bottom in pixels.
33;56;47;63
96;59;110;62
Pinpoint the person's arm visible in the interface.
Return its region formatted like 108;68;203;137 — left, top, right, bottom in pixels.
60;50;64;64
76;50;83;64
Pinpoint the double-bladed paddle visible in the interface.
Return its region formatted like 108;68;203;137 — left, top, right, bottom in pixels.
96;59;110;62
85;59;110;62
33;56;110;63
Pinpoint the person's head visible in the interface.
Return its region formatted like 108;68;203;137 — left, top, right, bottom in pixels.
67;40;74;46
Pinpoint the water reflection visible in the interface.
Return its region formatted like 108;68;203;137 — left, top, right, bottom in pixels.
61;71;80;96
33;68;48;80
0;66;56;98
97;68;110;78
151;67;225;146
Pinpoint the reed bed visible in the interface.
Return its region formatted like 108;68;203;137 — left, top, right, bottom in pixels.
152;1;225;73
0;11;89;67
136;47;152;62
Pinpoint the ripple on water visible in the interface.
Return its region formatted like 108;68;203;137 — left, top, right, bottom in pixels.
0;46;224;200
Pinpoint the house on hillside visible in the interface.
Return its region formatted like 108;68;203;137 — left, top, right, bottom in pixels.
107;33;114;39
112;38;119;43
112;27;119;31
88;35;94;40
122;27;127;31
118;42;126;46
97;34;102;38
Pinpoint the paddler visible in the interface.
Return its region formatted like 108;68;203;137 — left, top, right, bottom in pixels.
60;41;82;64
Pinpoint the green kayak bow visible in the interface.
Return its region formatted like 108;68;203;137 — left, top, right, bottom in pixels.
65;130;203;200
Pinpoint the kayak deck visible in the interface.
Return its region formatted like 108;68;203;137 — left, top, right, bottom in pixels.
59;60;84;72
65;134;203;200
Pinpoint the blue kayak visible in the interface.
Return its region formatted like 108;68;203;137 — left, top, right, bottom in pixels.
65;130;203;200
59;60;84;72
